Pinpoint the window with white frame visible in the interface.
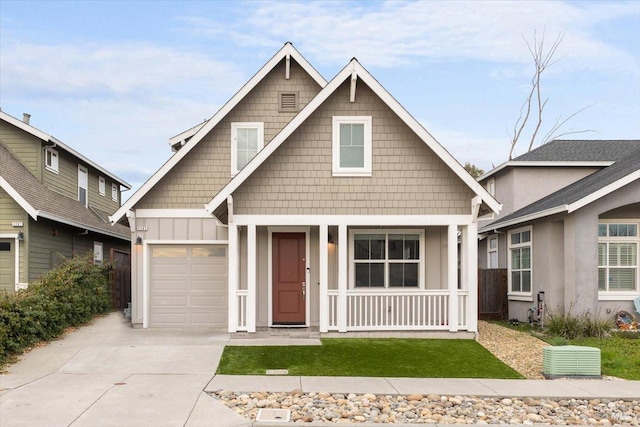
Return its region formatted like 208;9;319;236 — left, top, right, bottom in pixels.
111;183;118;202
78;166;88;207
350;230;423;288
598;222;638;292
45;148;59;173
487;178;495;196
99;177;105;196
231;122;264;175
332;116;372;176
93;242;103;264
488;235;498;268
508;227;532;296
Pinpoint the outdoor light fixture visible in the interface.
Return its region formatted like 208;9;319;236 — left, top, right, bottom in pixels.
17;231;24;241
135;236;143;245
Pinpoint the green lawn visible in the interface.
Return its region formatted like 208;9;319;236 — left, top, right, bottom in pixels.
217;338;523;378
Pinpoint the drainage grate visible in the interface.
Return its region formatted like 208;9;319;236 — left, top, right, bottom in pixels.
256;409;291;422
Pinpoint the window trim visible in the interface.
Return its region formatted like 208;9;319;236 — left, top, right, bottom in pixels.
93;242;103;264
487;235;498;269
99;176;106;196
111;183;118;202
78;165;88;207
598;220;639;298
45;147;59;173
231;122;264;176
508;226;533;300
348;229;425;290
332;116;372;177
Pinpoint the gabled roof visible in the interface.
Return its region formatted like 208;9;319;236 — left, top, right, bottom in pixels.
110;42;326;224
204;59;501;218
0;143;130;240
481;147;640;232
0;110;131;189
477;140;640;181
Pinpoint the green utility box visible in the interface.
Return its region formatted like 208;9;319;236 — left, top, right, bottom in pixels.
543;346;601;378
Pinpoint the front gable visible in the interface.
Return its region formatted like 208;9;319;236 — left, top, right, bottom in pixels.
231;79;473;216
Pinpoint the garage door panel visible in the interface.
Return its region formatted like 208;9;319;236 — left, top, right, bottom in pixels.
149;244;227;328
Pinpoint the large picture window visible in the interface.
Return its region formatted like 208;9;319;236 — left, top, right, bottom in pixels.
508;227;532;298
332;116;372;176
598;222;638;293
350;230;423;288
231;122;264;175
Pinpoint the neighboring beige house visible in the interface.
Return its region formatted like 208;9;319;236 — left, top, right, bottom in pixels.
110;43;500;333
0;110;131;300
477;140;640;321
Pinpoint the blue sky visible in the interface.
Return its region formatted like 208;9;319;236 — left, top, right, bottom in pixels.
1;0;639;193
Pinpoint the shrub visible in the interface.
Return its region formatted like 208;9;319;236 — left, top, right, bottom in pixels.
0;254;112;366
544;306;613;339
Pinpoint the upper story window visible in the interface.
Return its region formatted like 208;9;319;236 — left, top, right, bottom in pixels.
332;116;372;177
598;222;638;293
99;177;106;196
45;148;59;173
111;183;118;202
508;227;532;298
488;235;498;268
231;122;264;175
78;166;88;207
487;178;495;197
350;230;424;289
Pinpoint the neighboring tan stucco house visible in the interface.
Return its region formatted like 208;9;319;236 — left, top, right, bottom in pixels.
0;110;131;295
110;43;500;333
477;140;640;321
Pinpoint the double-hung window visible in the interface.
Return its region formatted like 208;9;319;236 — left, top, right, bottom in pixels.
508;227;532;298
488;235;498;268
598;222;638;295
78;166;88;207
45;148;59;173
350;230;423;288
332;116;372;176
99;177;106;196
231;122;264;175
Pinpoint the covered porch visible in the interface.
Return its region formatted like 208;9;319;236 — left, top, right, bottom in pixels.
227;215;479;334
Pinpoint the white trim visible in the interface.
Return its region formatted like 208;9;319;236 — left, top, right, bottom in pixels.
332;116;372;176
477;160;615;181
37;211;130;241
204;59;501;217
507;294;534;302
228;225;239;332
169;121;207;147
507;226;533;297
319;224;329;333
99;176;106;196
481;206;568;233
132;209;218;219
0;233;21;288
111;43;326;223
143;239;228;245
267;227;311;327
598;293;640;301
45;147;59;173
0;177;39;219
78;165;88;207
231;122;264;175
338;224;348;332
465;222;479;332
232;214;474;226
568;170;640;213
1;111;130;188
93;241;103;264
247;224;257;333
447;225;458;332
111;183;118;202
487;235;498;269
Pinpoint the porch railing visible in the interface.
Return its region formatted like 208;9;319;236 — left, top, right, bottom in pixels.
327;289;469;331
236;290;248;331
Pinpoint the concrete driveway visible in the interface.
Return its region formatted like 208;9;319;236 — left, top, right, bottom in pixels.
0;313;250;427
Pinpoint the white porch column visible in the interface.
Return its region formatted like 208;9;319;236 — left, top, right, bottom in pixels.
319;224;329;333
227;223;239;333
465;222;479;332
338;224;348;332
247;224;257;333
448;224;459;332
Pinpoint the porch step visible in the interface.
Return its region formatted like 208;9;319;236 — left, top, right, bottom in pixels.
230;327;321;340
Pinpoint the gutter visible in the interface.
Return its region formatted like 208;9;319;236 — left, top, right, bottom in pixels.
479;205;569;233
38;211;131;241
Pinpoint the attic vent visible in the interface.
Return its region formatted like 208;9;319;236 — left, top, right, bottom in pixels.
279;92;298;113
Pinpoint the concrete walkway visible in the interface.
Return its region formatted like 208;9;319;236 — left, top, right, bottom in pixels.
1;313;638;427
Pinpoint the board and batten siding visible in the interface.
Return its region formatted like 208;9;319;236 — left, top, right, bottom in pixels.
130;216;228;326
0;121;42;181
232;80;474;216
136;58;322;210
0;189;28;290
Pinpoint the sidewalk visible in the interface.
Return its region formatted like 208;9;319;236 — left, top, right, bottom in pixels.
1;313;638;427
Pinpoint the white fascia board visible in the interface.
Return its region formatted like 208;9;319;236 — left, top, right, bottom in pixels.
168;121;208;146
206;59;501;216
477;161;614;181
567;170;640;213
0;177;39;219
231;214;474;226
112;43;325;224
0;111;49;140
38;211;131;241
135;208;218;219
479;205;568;233
143;239;228;245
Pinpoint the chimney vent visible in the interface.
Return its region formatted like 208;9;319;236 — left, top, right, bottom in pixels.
23;113;31;124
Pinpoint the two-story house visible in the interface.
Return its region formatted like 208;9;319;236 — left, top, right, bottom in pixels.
477;140;640;321
0;110;131;307
110;43;500;333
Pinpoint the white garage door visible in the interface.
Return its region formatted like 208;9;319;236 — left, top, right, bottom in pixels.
149;245;227;328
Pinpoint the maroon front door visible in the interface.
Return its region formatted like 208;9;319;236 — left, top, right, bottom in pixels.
272;233;306;325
